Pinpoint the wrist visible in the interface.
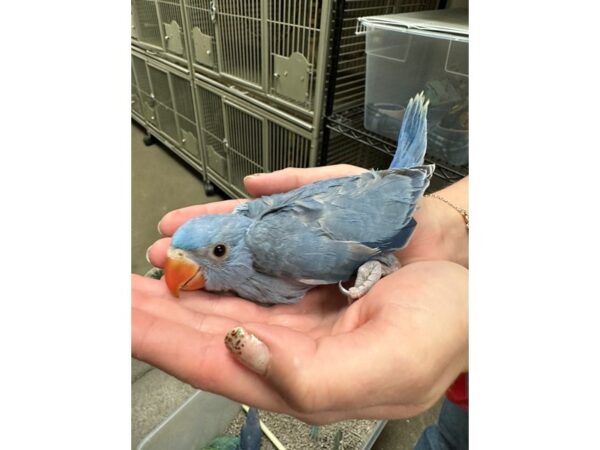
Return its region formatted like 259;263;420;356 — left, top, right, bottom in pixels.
425;178;469;267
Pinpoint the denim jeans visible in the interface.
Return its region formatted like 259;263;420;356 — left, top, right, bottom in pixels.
413;399;468;450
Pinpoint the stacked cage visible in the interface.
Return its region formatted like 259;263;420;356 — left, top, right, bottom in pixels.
132;51;203;167
184;0;329;115
132;0;441;198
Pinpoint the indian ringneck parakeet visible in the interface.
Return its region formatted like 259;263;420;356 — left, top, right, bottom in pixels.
164;92;434;304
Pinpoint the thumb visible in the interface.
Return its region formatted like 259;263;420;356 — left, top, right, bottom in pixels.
243;165;366;197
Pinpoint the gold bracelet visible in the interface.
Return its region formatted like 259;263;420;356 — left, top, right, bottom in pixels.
425;193;469;231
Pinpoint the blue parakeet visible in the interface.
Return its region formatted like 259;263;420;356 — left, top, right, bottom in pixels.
239;407;262;450
165;92;434;304
202;407;262;450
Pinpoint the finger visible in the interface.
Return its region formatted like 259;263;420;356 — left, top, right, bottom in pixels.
133;273;227;303
132;273;168;298
158;199;247;236
223;316;399;414
179;284;344;330
223;323;321;412
131;277;346;334
244;165;367;197
224;301;436;415
132;277;346;337
132;307;291;412
146;237;171;268
304;400;439;424
132;306;419;425
133;273;264;321
280;284;349;317
133;288;239;335
132;270;331;330
180;295;272;322
181;297;330;337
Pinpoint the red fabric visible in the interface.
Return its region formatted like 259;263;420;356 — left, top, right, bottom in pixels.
446;372;468;410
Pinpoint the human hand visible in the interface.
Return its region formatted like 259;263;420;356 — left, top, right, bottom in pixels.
138;165;468;422
132;260;468;424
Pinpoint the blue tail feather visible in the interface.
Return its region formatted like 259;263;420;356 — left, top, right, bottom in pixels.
389;92;429;169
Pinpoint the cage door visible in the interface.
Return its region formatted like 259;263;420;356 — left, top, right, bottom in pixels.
147;64;178;140
222;100;267;191
197;85;229;181
215;0;263;88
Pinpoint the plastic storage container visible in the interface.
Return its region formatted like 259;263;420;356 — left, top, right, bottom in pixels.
360;9;468;166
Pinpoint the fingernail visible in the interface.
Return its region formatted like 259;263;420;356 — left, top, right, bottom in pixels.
244;173;263;181
157;220;164;235
145;246;152;265
224;327;270;375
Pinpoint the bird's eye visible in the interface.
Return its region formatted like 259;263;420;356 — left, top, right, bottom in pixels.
213;244;227;258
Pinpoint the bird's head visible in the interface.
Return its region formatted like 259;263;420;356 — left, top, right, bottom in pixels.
164;214;252;297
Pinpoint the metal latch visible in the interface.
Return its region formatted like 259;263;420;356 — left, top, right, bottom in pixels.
210;0;217;22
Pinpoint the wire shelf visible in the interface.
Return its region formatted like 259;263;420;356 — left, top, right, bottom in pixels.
325;105;468;184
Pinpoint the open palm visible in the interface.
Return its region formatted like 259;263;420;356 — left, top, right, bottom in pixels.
132;259;467;424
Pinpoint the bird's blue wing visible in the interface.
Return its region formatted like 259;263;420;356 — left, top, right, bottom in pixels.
247;208;380;283
315;166;432;249
245;166;433;282
233;175;351;219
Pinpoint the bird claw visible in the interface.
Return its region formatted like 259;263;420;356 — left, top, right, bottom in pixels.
338;282;362;304
338;281;350;297
338;257;400;304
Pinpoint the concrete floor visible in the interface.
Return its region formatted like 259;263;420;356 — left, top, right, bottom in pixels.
131;122;442;449
131;122;224;449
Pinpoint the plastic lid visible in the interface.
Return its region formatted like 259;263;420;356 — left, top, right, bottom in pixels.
360;8;468;41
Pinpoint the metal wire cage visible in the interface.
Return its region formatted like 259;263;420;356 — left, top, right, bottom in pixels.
132;53;203;163
182;0;441;117
183;0;330;115
132;0;453;199
184;0;219;71
325;130;392;169
132;0;190;69
195;79;315;198
330;0;439;113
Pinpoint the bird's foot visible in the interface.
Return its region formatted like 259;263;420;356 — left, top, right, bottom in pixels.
338;260;382;303
338;255;400;303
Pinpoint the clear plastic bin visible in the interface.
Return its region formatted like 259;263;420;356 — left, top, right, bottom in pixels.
360;9;468;166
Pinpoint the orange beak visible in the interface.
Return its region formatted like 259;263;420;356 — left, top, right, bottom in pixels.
164;248;206;297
